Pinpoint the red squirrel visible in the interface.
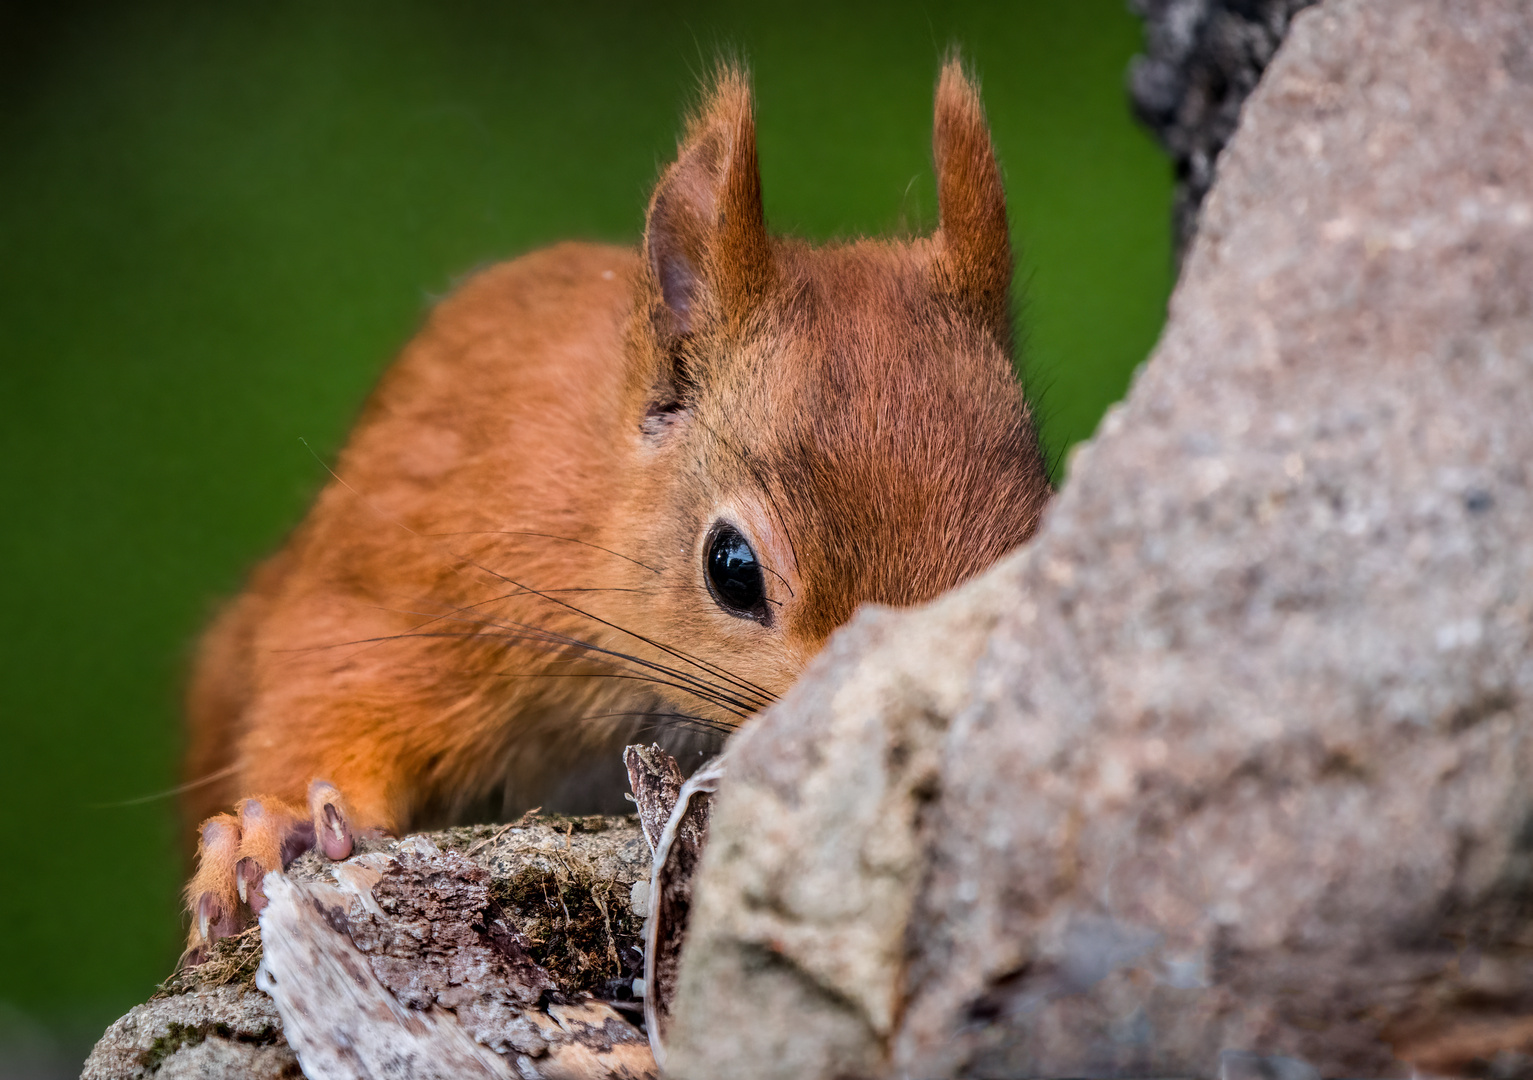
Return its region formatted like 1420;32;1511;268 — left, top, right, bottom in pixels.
180;61;1053;961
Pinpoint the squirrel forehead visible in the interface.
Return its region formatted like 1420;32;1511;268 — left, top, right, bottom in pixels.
710;237;1012;389
687;245;1032;498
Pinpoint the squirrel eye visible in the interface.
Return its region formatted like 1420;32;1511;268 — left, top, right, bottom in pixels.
706;524;767;621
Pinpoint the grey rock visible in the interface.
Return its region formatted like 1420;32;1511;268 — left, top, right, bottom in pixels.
666;593;1006;1079
151;1037;300;1080
79;987;290;1080
666;1;1533;1077
1218;1050;1321;1080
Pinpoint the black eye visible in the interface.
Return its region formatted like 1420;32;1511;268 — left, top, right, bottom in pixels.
706;524;766;620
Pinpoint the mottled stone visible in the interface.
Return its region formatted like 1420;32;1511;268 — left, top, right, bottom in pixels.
80;987;290;1080
666;1;1533;1077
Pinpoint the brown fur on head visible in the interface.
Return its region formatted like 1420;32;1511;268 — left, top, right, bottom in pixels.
176;59;1054;943
605;58;1051;709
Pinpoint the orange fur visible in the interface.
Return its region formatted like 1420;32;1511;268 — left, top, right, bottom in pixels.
179;60;1053;956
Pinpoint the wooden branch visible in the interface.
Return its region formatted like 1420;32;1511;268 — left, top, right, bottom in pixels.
256;835;657;1080
622;742;729;1063
257;870;517;1080
642;756;726;1064
623;743;687;853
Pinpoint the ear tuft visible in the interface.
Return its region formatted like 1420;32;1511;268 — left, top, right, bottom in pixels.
644;65;773;340
933;57;1013;338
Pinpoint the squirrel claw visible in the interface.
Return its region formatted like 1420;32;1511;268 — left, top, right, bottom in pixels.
182;780;369;963
235;856;269;913
307;780;354;860
182;815;245;963
196;890;239;943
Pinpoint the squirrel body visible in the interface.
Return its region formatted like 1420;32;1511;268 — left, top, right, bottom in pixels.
184;243;650;835
181;64;1052;959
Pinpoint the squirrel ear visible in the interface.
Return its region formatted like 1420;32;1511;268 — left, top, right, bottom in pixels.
644;66;773;339
933;58;1013;337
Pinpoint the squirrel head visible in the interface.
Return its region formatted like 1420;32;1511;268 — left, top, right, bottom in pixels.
610;60;1052;717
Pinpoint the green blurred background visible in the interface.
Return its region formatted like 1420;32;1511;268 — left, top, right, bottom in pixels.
0;0;1171;1070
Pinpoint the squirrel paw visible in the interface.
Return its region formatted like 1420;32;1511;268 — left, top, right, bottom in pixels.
181;779;361;965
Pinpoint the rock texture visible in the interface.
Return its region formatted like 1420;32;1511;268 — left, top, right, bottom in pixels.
81;987;296;1080
666;1;1533;1077
1130;0;1319;255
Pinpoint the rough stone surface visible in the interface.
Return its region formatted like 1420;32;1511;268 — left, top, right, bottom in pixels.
80;987;292;1080
666;1;1533;1078
151;1036;301;1080
665;578;1011;1080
